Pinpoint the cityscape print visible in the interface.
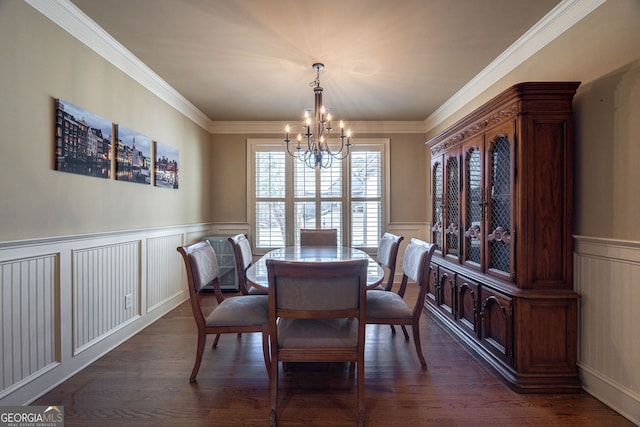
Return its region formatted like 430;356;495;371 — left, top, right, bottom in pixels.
54;99;112;178
115;125;151;184
154;142;179;189
54;98;179;190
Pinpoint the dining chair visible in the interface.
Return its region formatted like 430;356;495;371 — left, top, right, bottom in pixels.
371;232;404;292
299;228;338;246
266;258;368;427
365;238;437;367
228;233;267;295
177;240;270;382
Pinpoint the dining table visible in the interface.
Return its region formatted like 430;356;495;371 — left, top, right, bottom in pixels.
246;246;384;291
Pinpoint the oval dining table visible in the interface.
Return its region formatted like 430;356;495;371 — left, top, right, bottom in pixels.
245;246;384;291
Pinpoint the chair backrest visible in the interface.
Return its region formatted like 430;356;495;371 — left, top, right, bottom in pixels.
267;259;367;318
177;240;223;328
267;258;368;424
399;238;437;317
377;233;405;291
228;233;253;294
299;228;338;246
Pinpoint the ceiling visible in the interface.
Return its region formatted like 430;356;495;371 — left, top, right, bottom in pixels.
69;0;562;123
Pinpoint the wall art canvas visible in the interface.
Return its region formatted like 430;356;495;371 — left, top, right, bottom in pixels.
115;125;151;184
54;99;112;178
154;141;179;189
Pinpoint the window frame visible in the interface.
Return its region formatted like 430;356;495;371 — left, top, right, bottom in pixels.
248;138;390;255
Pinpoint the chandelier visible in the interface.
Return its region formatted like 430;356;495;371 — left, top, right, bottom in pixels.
284;63;352;169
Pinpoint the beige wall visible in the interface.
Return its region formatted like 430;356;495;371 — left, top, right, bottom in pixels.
0;1;212;242
3;0;639;243
210;133;428;224
425;0;640;241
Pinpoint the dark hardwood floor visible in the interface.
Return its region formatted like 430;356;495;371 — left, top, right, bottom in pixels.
35;288;632;426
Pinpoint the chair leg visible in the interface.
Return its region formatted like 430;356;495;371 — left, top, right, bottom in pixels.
212;333;221;348
262;330;271;378
400;325;410;341
357;360;366;427
269;355;279;426
411;325;427;367
390;324;396;334
190;332;206;382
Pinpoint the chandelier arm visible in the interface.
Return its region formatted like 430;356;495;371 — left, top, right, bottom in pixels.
320;149;333;168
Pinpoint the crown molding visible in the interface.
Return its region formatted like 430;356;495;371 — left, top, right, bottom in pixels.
209;121;427;134
424;0;606;132
24;0;212;131
27;0;603;136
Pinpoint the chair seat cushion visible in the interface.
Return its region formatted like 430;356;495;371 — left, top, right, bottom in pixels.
205;295;268;327
248;286;268;295
278;318;358;348
366;290;412;319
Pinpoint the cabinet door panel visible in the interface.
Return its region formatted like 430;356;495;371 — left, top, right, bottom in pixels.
480;287;513;365
456;275;479;338
426;263;438;305
437;267;456;319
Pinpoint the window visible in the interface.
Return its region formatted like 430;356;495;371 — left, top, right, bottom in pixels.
249;139;388;252
350;150;382;247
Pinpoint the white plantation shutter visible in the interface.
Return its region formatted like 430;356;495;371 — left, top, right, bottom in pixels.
249;139;386;250
255;151;286;248
351;151;382;247
292;160;343;244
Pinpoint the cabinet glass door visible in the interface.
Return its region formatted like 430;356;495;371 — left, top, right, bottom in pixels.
486;133;513;280
431;156;443;252
444;151;460;260
463;142;482;268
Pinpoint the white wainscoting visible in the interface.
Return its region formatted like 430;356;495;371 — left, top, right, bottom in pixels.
73;241;140;354
574;235;640;425
0;224;213;405
146;234;185;313
1;254;58;397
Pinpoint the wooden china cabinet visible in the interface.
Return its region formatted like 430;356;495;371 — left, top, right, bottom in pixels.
426;82;581;392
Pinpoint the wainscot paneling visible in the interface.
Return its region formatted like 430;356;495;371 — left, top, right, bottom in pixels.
73;241;140;354
1;254;59;398
0;224;213;405
146;234;185;313
574;235;640;425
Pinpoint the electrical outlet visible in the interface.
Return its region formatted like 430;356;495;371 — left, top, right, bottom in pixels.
124;293;133;309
